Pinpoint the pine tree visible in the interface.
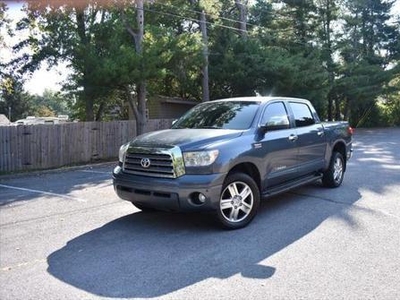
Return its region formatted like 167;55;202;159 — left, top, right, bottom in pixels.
337;0;398;126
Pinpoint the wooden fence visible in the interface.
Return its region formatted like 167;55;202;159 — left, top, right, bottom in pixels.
0;119;173;173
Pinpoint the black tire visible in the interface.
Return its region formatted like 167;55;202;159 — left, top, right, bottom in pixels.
216;173;260;230
131;202;156;212
322;152;345;188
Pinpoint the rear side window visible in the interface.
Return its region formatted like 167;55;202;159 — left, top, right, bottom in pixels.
290;102;315;127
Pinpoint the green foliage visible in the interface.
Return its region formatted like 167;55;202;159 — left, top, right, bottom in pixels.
379;76;400;126
0;75;32;121
30;89;71;117
2;0;399;127
337;0;399;126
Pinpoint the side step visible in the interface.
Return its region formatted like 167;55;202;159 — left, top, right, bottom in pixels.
262;173;323;199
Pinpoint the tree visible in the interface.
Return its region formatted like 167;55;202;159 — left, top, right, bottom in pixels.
337;0;399;125
30;89;71;117
0;75;32;121
315;0;340;120
12;1;119;121
0;2;12;93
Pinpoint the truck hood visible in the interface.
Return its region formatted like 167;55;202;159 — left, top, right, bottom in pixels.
130;129;243;150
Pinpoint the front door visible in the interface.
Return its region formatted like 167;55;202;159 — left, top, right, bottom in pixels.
257;101;299;189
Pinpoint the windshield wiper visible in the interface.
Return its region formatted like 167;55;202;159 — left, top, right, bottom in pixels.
198;126;222;129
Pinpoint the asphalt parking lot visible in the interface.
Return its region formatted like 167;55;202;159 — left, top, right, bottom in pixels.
1;128;399;300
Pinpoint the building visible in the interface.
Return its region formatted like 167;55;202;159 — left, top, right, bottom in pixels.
146;96;199;119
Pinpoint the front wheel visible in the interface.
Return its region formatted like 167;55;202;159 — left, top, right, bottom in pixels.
322;152;345;188
216;173;260;230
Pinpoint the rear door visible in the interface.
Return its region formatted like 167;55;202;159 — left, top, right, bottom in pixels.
258;101;299;188
288;101;326;176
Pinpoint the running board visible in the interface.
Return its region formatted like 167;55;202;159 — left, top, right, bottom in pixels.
262;174;323;199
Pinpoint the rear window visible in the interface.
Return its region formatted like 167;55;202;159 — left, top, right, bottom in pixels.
290;102;315;127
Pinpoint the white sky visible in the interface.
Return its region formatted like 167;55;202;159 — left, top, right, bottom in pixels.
2;0;400;96
1;1;70;95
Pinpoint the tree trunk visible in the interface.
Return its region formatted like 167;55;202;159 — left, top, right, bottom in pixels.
199;10;210;102
326;1;334;121
136;82;147;135
76;10;94;121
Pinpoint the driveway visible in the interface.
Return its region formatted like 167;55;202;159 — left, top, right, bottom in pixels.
1;128;399;299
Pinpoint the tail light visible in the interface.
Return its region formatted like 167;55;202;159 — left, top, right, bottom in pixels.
348;127;354;135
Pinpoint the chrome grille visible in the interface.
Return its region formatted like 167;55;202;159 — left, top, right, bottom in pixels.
122;146;185;178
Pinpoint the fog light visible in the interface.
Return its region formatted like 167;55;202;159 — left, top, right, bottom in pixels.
189;192;207;206
198;193;206;203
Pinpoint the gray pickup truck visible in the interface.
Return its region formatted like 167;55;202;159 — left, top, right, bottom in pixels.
113;97;353;229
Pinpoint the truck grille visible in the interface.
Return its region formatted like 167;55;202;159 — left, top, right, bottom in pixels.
122;146;185;178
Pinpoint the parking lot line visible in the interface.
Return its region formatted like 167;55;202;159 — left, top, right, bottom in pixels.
0;184;86;202
79;170;111;175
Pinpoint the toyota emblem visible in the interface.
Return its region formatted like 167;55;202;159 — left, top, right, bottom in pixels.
140;158;151;168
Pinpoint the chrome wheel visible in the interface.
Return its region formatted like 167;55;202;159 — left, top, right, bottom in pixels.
217;173;260;229
220;181;254;223
333;156;344;184
322;152;345;188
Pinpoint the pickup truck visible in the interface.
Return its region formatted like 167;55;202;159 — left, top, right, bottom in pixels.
113;97;353;229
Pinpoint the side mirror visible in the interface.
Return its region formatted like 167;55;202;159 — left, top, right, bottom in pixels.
261;116;290;132
262;124;290;132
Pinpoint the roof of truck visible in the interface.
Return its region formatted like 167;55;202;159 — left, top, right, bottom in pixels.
213;96;309;103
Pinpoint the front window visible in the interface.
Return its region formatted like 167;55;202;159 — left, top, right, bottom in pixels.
172;101;260;130
260;102;290;129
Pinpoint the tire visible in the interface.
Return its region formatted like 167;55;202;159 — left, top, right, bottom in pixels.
131;202;156;212
216;173;260;230
322;152;345;188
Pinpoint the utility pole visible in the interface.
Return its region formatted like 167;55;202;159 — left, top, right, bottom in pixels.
136;0;147;135
122;0;147;135
199;10;209;102
235;0;248;38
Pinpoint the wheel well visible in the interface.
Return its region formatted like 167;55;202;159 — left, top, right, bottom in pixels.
227;163;261;190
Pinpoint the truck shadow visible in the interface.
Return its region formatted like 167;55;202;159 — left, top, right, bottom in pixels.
47;186;363;298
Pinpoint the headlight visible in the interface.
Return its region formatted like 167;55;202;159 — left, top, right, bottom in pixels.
118;143;130;162
183;150;219;167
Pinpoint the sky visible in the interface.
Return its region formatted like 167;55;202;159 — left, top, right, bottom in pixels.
1;0;70;95
2;0;400;96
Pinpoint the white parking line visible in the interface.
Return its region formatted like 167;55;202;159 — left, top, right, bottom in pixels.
80;170;111;175
0;184;86;202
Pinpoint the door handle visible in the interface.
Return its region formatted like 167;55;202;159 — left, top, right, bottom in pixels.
317;130;324;136
288;134;298;142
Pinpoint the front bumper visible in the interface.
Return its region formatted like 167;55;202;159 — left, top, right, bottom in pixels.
112;166;226;212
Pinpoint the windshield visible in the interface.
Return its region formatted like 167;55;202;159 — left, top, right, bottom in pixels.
172;101;260;130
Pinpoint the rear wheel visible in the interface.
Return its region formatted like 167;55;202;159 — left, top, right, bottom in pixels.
216;173;260;230
322;152;345;188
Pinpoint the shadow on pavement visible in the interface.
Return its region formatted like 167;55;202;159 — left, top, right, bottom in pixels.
0;165;114;206
47;188;362;298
